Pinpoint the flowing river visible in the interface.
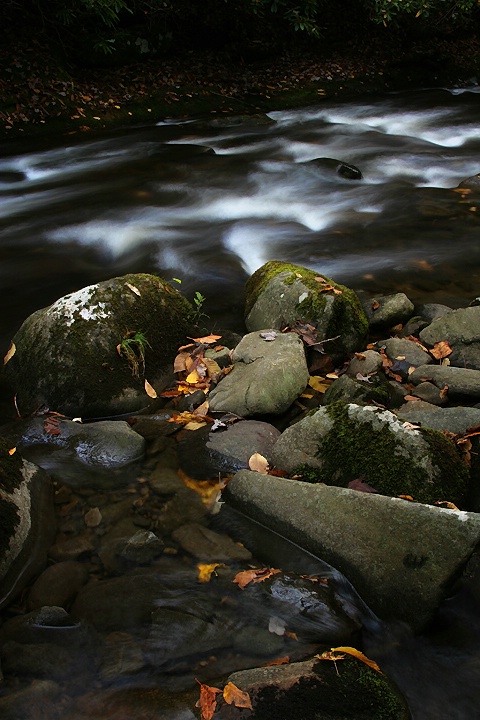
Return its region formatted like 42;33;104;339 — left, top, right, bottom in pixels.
1;86;480;718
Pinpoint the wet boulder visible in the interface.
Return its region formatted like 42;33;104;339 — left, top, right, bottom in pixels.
3;273;194;418
0;440;56;610
222;471;480;628
208;331;308;417
212;656;409;720
244;261;368;362
270;402;469;506
305;157;363;180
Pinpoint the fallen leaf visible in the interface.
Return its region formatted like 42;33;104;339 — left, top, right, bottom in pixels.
249;452;269;474
184;420;207;430
174;351;191;373
402;421;421;430
308;376;330;393
371;300;380;310
223;682;253;710
260;330;277;341
144;379;157;398
3;342;15;365
197;562;223;583
330;646;382;673
233;567;281;589
434;500;460;510
347;478;378;493
398;494;415;501
190;334;222;344
440;385;449;399
125;282;141;296
431;341;453;360
8;447;16;455
263;656;290;666
194;400;210;416
44;416;61;435
404;395;421;402
441;357;451;366
356;372;373;383
196;680;221;720
315;650;346;674
186;368;202;384
202;356;222;376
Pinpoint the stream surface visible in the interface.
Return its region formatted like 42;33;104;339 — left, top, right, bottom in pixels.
1;86;480;719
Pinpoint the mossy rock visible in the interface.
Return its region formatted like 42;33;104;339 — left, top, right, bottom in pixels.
271;402;469;506
215;656;409;719
245;261;368;361
3;273;194;418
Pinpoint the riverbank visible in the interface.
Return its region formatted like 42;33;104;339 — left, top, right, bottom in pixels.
2;32;480;142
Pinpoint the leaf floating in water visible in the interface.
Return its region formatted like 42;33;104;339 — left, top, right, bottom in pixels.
233;567;281;589
197;562;224;583
144;379;157;398
223;682;253;710
3;342;15;365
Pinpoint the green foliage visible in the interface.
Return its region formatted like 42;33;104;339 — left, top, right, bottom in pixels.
366;0;479;25
118;330;151;377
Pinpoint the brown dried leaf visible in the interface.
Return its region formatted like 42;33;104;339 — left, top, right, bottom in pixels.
8;447;16;455
233;567;281;590
44;416;61;435
190;334;222;344
434;500;460;510
372;300;380;311
440;385;449;399
202;356;222;376
431;341;453;360
347;478;378;493
223;682;253;710
195;680;221;720
3;342;15;365
174;351;191;374
144;379;157;398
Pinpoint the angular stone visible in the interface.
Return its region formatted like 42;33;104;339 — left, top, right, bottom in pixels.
365;293;414;329
410;364;480;399
346;349;383;377
419;306;480;370
412;381;448;406
171;523;252;562
222;471;480;628
208;331;308;417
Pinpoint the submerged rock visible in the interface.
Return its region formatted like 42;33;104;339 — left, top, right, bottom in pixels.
222;471;480;628
3;273;194;418
270;402;469;506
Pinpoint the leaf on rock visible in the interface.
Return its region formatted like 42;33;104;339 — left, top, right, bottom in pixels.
260;330;277;341
186;368;202;384
125;282;141;296
347;478;378;493
434;500;460;510
308;376;330;393
223;682;253;710
3;342;15;365
144;379;157;398
44;416;61;435
194;400;210;416
233;567;281;589
398;494;415;501
431;341;453;360
190;334;222;344
440;385;449;399
330;646;382;673
197;562;224;583
402;421;421;430
202;356;222;377
195;680;221;720
248;452;269;474
174;350;191;373
371;300;380;311
404;395;421;402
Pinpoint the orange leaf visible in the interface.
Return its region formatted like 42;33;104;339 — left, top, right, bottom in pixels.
190;334;222;344
263;656;290;666
174;351;191;373
8;447;16;455
430;341;453;360
195;680;221;720
399;494;415;501
330;646;382;673
233;567;281;590
44;416;61;435
223;682;253;710
371;300;380;310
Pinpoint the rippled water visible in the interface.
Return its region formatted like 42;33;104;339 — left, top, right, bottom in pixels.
2;86;480;354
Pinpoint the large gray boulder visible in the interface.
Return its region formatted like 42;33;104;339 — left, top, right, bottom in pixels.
396;402;480;435
222;471;480;628
0;440;56;610
3;273;194;418
244;261;368;361
270;403;469;506
419;306;480;370
208;331;309;417
409;364;480;400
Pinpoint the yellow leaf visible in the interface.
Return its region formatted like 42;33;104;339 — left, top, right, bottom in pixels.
144;379;157;398
197;562;223;583
3;342;15;365
186;368;201;384
125;282;141;296
8;447;16;455
223;682;253;709
202;357;222;376
248;452;269;474
330;646;382;673
308;376;330;393
184;420;207;431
